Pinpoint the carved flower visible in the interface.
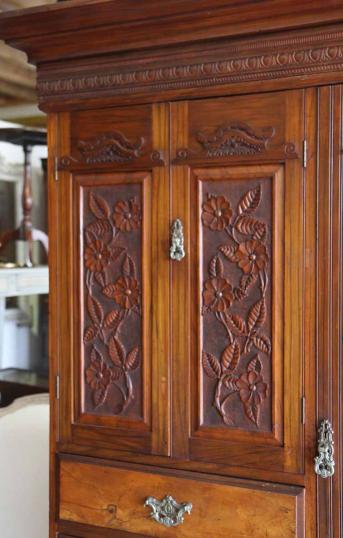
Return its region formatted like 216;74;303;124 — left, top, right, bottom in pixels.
203;277;234;312
84;240;111;272
202;195;233;231
105;276;139;309
236;371;267;406
235;240;268;274
113;198;141;231
85;355;112;391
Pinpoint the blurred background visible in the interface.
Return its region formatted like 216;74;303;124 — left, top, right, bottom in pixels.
0;0;58;406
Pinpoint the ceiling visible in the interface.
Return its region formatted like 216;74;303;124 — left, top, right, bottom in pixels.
0;0;57;125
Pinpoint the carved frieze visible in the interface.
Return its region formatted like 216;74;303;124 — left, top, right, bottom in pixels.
38;27;343;103
174;123;296;163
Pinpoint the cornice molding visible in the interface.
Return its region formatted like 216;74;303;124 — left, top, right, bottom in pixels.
37;25;343;104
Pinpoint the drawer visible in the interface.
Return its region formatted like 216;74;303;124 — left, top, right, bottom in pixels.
59;459;304;537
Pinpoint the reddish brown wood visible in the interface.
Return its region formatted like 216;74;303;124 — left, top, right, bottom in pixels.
0;3;342;538
169;92;306;479
59;457;304;537
56;105;170;457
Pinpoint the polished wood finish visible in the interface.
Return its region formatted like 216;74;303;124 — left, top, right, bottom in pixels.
170;92;306;477
0;2;342;537
59;457;304;537
57;104;170;457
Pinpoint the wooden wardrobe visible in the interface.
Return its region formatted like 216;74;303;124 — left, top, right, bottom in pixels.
0;1;342;536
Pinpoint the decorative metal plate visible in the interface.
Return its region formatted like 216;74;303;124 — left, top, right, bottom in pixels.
145;495;192;527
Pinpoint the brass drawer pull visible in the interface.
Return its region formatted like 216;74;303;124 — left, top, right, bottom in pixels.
170;219;185;261
145;495;192;527
314;419;335;478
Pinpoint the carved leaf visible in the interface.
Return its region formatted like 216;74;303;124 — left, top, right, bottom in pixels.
235;216;266;239
248;298;266;331
245;338;253;353
87;294;104;326
111;366;123;381
85;219;111;243
90;346;102;363
83;325;98;344
219;244;238;262
93;387;108;408
225;313;247;335
233;287;247;301
111;246;126;261
234;273;257;300
237;186;261;215
104;310;125;330
108;335;125;367
223;374;238;392
126;346;140;371
221;341;240;371
209;255;224;277
89;191;111;219
248;355;262;373
102;284;116;299
244;400;260;426
122;254;136;278
202;351;221;379
252;334;271;354
94;272;105;287
240;272;257;291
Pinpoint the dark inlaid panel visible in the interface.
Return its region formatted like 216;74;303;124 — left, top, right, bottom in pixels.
81;182;143;419
200;177;272;432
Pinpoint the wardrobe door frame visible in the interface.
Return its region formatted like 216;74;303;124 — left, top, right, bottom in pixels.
170;92;307;478
54;104;171;458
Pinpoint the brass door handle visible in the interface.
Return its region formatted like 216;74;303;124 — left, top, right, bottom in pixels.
314;419;335;478
170;218;185;261
145;495;192;527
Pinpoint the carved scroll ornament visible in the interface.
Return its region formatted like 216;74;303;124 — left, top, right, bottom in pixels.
59;130;145;169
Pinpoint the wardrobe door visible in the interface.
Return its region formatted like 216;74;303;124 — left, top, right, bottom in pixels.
53;104;170;456
171;91;310;480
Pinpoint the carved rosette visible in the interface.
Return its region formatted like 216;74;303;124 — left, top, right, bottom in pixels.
82;186;142;416
201;182;272;430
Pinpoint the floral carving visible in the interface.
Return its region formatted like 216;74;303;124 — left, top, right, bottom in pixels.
113;198;141;231
83;189;141;412
84;240;111;272
103;276;140;309
201;186;271;427
202;195;233;230
235;240;268;274
203;277;234;312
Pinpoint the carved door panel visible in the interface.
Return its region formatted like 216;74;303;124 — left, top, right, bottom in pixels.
171;91;308;479
55;104;170;456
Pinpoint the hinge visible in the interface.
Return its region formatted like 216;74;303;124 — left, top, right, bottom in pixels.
54;156;59;181
303;140;307;168
55;374;60;400
301;396;306;424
